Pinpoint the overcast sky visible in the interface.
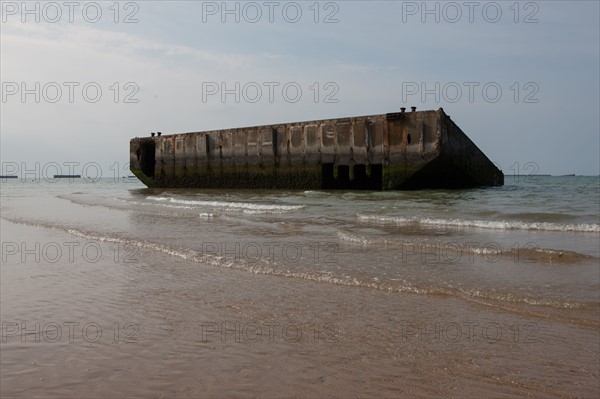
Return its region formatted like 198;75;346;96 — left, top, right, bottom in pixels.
1;0;599;177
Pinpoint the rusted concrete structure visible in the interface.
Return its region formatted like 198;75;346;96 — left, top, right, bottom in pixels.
130;108;503;190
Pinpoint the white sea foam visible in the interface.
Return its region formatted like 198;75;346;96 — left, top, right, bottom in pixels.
357;214;600;233
3;217;596;319
146;196;303;212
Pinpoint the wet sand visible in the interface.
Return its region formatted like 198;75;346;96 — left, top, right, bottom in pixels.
2;220;598;398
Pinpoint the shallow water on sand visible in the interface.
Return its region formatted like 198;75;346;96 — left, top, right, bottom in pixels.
1;176;599;397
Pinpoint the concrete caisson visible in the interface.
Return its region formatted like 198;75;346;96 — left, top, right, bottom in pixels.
130;108;503;189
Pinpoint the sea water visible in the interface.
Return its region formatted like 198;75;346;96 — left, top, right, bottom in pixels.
1;175;598;397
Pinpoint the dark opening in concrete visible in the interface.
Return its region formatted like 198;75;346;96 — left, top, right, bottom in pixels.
359;164;382;190
140;141;156;177
322;163;335;188
337;165;350;185
321;163;382;190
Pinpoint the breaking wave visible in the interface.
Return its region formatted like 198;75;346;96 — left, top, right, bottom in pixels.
146;196;304;214
357;215;600;233
3;216;598;327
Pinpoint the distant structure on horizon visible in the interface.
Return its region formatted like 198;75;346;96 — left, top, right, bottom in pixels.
130;107;503;190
